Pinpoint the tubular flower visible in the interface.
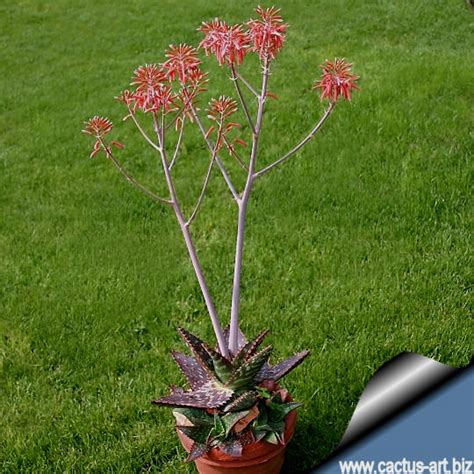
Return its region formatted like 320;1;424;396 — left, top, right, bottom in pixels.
177;69;209;112
186;68;209;89
162;44;202;84
247;6;288;61
198;19;251;66
206;96;245;154
131;64;167;94
130;64;177;113
173;70;208;129
82;116;123;158
134;84;178;114
177;87;199;120
313;58;359;102
116;90;135;107
207;96;238;123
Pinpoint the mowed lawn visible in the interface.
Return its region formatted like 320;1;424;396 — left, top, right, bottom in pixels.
1;0;472;472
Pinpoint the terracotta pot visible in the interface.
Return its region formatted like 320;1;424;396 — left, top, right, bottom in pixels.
177;410;297;474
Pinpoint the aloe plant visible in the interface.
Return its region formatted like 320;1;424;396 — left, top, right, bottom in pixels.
153;327;309;460
83;4;359;464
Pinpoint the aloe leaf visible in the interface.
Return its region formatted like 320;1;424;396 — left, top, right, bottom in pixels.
177;425;212;444
186;442;210;462
212;412;226;438
238;429;256;447
254;423;273;433
170;385;185;395
171;351;211;389
152;382;233;409
275;430;285;444
267;401;303;422
268;420;286;433
263;432;279;445
219;439;243;457
172;407;214;426
232;329;270;367
221;410;250;436
227;346;273;390
201;342;233;383
223;391;258;412
178;327;214;375
256;350;310;382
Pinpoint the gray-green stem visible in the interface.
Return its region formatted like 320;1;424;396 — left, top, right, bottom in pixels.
154;114;230;359
228;59;270;355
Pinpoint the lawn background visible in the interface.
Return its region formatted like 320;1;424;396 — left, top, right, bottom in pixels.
1;0;472;472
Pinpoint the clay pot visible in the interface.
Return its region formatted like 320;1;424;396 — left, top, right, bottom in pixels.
177;410;297;474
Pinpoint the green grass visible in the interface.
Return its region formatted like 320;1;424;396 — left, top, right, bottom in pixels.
1;0;473;471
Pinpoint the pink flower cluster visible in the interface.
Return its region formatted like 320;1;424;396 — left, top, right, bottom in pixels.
206;97;246;153
199;20;250;66
199;6;288;65
82;116;123;158
83;5;360;160
313;58;359;102
117;45;208;116
247;6;287;60
130;64;177;113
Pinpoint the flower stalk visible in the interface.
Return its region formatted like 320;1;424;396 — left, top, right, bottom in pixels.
229;58;270;354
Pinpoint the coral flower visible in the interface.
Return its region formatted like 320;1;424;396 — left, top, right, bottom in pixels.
207;96;238;123
82;116;123;158
162;44;202;84
206;96;245;154
198;19;250;66
247;6;288;61
176;69;208;113
133;84;178;114
186;68;208;89
82;115;113;138
130;64;177;113
131;64;167;94
116;89;135;107
313;58;359;102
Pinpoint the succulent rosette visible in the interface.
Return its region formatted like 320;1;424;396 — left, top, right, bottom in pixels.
153;327;309;461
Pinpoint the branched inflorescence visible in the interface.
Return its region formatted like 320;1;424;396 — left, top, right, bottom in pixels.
83;4;359;460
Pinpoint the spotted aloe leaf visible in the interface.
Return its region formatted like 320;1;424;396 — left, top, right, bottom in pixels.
212;411;226;438
238;429;255;447
232;329;270;367
152;382;233;409
232;404;260;434
171;351;211;389
227;345;273;390
186;442;210;462
170;385;185;395
172;407;214;427
201;342;233;383
267;401;303;422
256;350;310;382
254;420;285;438
178;425;212;444
219;439;243;457
221;410;250;436
224;390;258;412
178;327;214;375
